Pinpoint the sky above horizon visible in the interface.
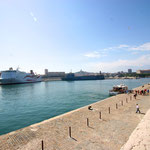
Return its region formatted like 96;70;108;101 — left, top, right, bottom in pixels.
1;0;150;74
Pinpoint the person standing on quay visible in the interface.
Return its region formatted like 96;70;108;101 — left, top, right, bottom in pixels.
136;104;141;114
134;93;137;99
147;89;149;95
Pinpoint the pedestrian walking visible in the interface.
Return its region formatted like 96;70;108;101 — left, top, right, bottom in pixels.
136;104;141;113
134;93;137;99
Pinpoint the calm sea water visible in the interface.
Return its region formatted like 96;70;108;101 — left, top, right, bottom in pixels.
0;78;150;135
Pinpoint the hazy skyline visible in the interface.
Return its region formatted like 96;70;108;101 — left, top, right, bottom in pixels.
1;0;150;74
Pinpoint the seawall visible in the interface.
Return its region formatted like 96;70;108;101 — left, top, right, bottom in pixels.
0;83;150;150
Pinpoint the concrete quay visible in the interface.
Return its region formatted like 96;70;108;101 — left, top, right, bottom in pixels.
0;84;150;150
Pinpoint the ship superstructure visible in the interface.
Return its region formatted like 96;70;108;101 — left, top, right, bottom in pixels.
0;68;42;85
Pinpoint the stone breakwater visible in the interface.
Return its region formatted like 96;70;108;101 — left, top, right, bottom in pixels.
0;84;150;150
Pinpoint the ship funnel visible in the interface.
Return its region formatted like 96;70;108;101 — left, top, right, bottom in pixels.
9;67;13;70
30;70;34;74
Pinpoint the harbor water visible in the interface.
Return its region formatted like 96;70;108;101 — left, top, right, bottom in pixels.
0;78;150;135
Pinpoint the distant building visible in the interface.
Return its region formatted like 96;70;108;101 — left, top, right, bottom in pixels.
45;69;48;75
46;72;65;77
75;69;101;76
118;71;124;74
44;69;65;77
128;69;132;73
136;69;150;74
75;69;91;76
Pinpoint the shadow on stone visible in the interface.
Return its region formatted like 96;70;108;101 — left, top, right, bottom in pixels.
140;112;145;115
88;126;94;129
71;137;77;141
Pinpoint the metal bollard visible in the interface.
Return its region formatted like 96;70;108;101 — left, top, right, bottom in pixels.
99;111;101;119
116;103;118;109
108;107;110;114
122;101;123;106
126;98;128;103
69;127;71;138
87;118;89;127
41;140;44;150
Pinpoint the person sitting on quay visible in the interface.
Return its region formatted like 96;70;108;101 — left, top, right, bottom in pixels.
88;106;93;110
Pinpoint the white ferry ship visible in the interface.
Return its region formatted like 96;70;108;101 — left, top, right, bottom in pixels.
0;68;42;85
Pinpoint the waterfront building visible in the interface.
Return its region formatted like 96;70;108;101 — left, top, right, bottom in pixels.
136;69;150;74
75;69;101;76
45;69;48;75
128;69;132;73
75;69;93;76
44;69;65;77
46;72;65;77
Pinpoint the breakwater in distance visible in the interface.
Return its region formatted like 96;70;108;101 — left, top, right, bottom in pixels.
0;78;150;136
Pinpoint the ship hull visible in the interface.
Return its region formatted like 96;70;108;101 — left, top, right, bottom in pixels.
109;91;119;96
62;75;105;81
0;78;41;85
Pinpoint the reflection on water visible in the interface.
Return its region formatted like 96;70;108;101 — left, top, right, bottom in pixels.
0;78;149;135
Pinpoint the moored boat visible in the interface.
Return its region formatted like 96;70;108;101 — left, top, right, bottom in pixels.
109;84;128;96
0;68;42;85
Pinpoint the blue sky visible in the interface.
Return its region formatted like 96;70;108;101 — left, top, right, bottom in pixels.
1;0;150;74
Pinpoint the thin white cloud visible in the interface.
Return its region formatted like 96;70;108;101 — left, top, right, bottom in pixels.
118;44;129;48
33;17;37;22
85;42;150;59
103;42;150;52
103;44;129;51
129;42;150;51
30;12;37;22
84;51;101;58
87;55;150;72
84;44;129;58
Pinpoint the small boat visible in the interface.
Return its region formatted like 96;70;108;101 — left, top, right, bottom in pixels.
109;84;128;96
